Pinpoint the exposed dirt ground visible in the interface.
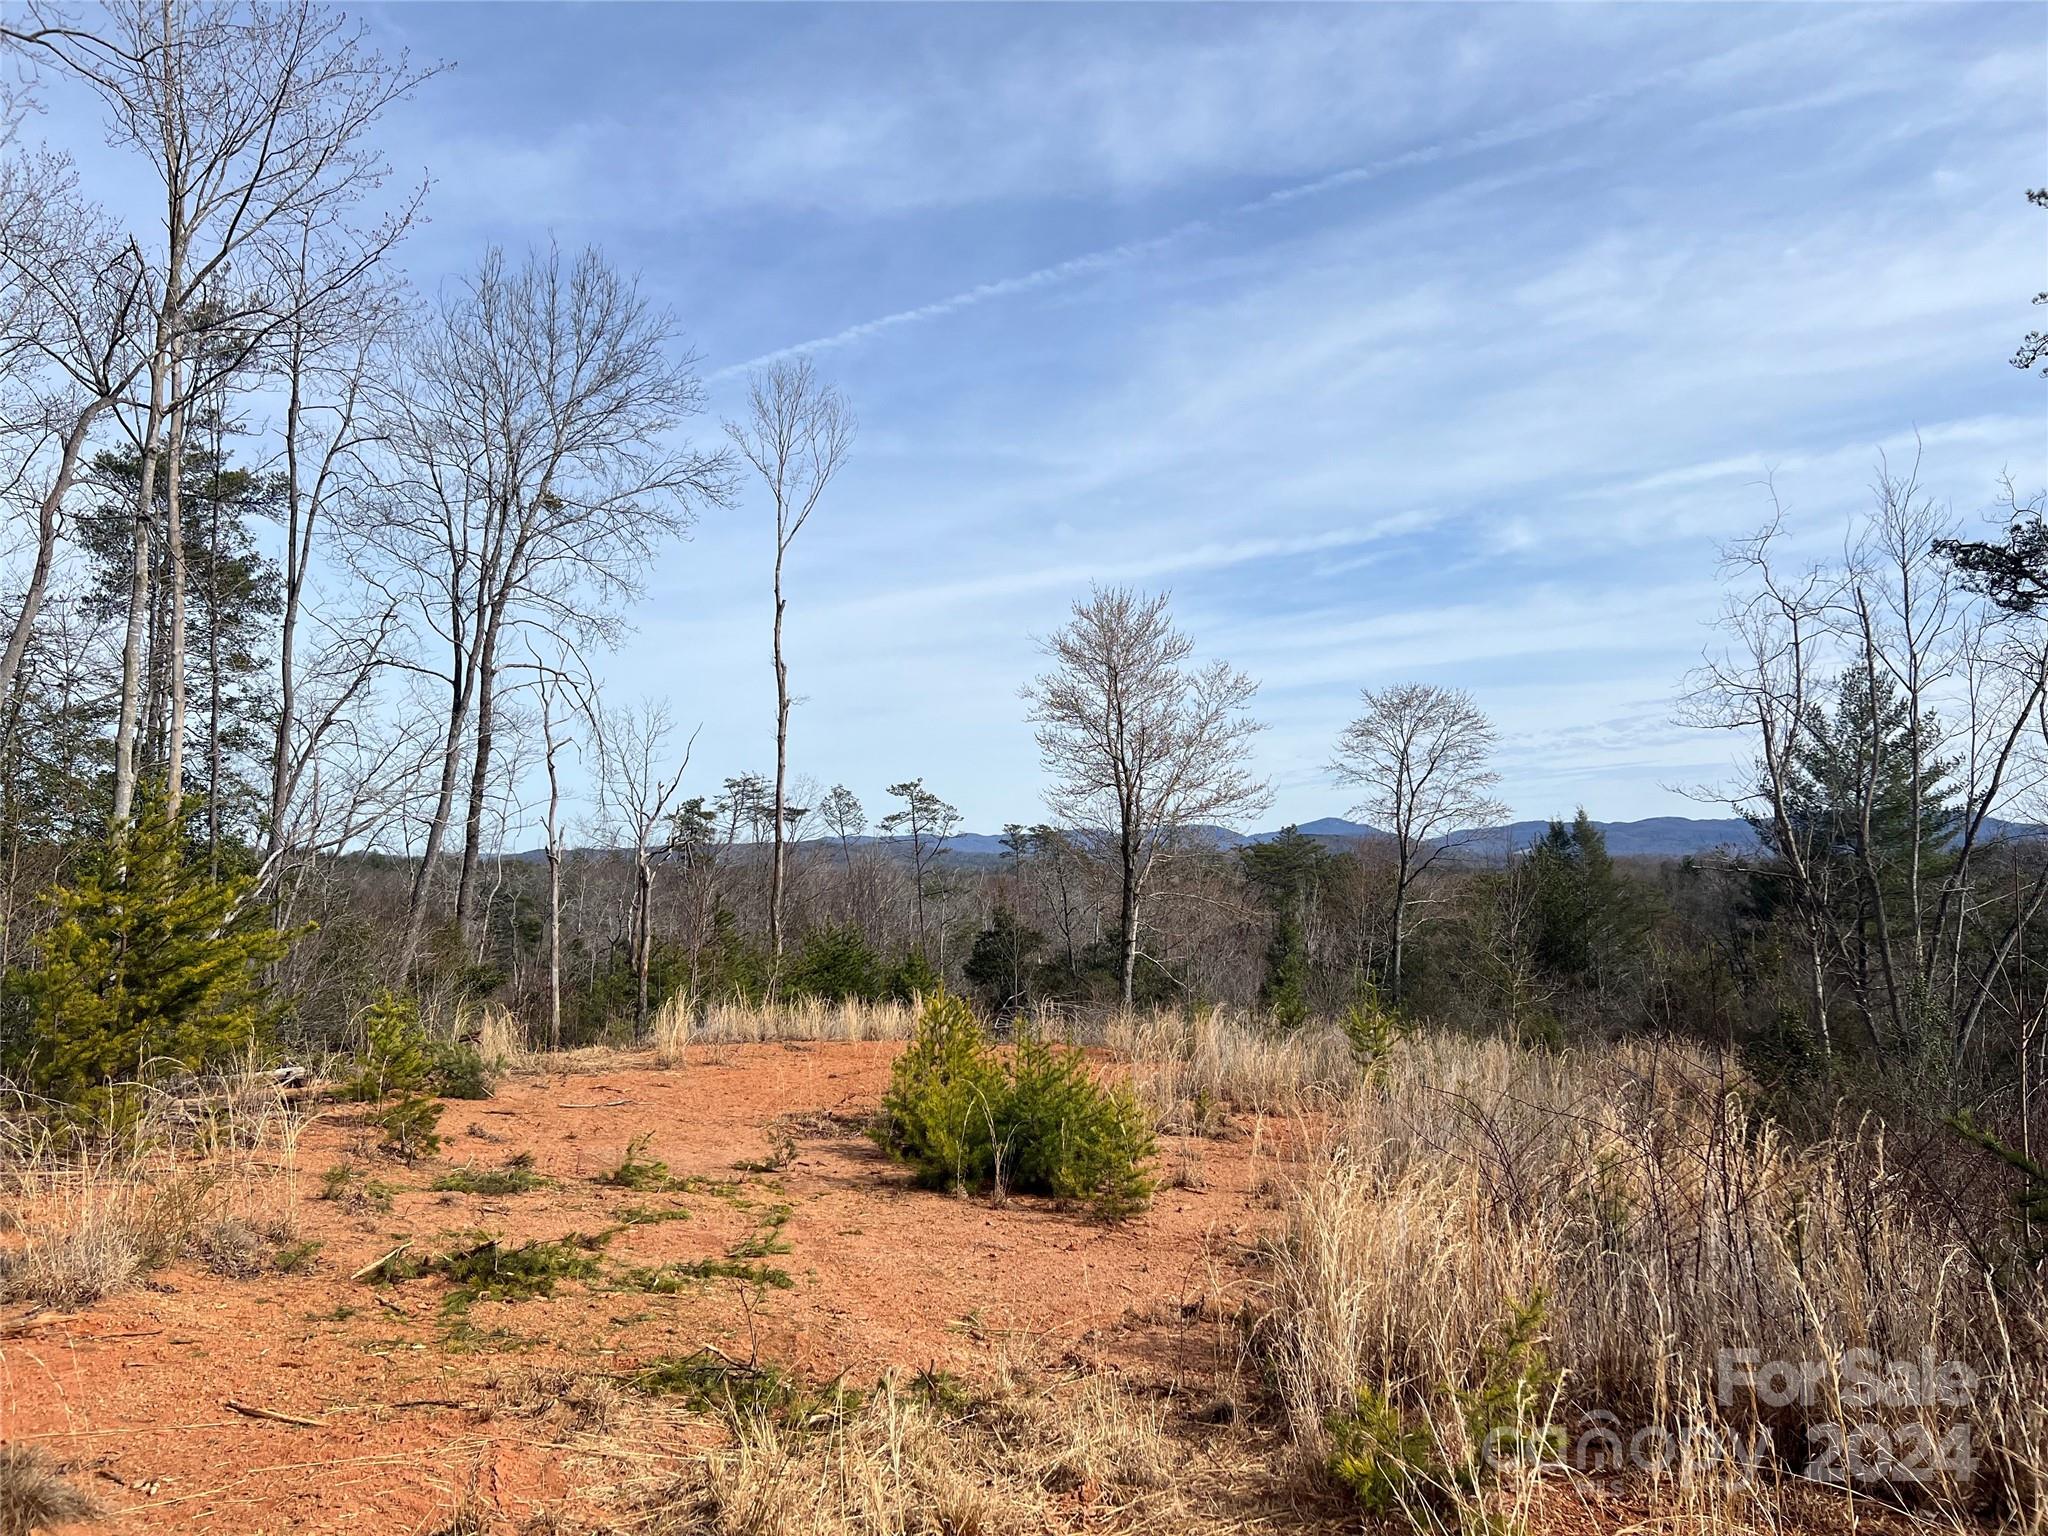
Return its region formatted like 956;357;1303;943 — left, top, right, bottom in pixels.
0;1042;1947;1535
2;1042;1305;1533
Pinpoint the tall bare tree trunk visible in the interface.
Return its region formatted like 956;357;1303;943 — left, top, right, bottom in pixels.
113;349;168;826
727;359;854;984
270;340;305;854
0;409;99;709
163;341;189;823
206;400;224;876
455;600;506;938
635;855;654;1032
770;548;788;969
1117;817;1139;1009
115;0;184;828
545;760;564;1052
402;634;473;972
1390;851;1412;1006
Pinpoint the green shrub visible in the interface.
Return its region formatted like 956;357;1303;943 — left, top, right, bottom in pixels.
600;1133;675;1191
884;949;941;1002
962;905;1046;1011
632;1351;857;1429
318;1161;395;1212
614;1257;795;1292
433;1159;547;1196
782;925;884;1003
342;992;446;1159
274;1240;323;1274
2;792;290;1106
340;992;496;1101
342;991;432;1101
1324;1292;1560;1520
1004;1032;1155;1219
371;1095;443;1160
1325;1384;1440;1517
365;1233;609;1312
429;1039;497;1100
874;990;1155;1218
691;909;772;1006
1457;1291;1562;1473
430;1234;606;1310
1339;987;1403;1075
873;989;1008;1191
1258;914;1310;1030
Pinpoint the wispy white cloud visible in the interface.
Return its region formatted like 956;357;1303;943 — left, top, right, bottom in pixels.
711;10;1890;377
338;2;2048;832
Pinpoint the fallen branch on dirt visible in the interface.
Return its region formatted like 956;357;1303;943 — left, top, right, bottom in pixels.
226;1400;323;1428
556;1099;630;1108
350;1242;412;1283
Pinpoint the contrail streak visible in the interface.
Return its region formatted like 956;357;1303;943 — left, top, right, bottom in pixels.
709;17;1857;382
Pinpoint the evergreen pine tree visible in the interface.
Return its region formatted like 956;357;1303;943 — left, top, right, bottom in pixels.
3;792;289;1104
1259;912;1311;1029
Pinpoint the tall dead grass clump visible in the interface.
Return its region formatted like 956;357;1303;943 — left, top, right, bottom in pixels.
1107;1006;1358;1128
687;996;919;1046
0;1068;315;1309
1259;1032;2048;1531
471;1001;530;1073
0;1444;100;1535
650;992;691;1067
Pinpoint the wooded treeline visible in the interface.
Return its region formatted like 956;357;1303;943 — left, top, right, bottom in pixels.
1;9;2045;1155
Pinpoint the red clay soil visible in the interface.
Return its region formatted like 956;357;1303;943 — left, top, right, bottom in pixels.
2;1041;1287;1534
0;1041;1952;1535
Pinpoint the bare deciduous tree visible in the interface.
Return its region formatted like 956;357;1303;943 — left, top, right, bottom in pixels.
264;217;409;864
1025;585;1269;1008
0;144;147;713
879;777;959;961
597;699;695;1034
371;243;729;971
1330;681;1506;1002
1680;506;1846;1051
532;646;594;1051
7;0;430;825
725;358;853;977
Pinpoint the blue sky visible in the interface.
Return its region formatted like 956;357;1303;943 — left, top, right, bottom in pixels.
32;3;2048;833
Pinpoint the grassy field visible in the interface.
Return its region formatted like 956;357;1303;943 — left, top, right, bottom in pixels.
0;1006;2038;1535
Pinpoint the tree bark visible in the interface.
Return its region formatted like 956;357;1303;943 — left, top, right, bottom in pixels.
1118;815;1139;1009
112;347;168;826
635;855;654;1032
455;597;507;938
271;330;307;856
163;341;189;823
546;815;563;1053
0;407;100;709
769;550;788;971
401;620;475;973
204;401;224;875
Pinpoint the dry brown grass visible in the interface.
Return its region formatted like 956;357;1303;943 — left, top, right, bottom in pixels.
472;1000;531;1072
0;1444;99;1535
1259;1032;2048;1533
1106;1006;1359;1128
628;1365;1326;1536
0;1070;316;1309
659;996;921;1060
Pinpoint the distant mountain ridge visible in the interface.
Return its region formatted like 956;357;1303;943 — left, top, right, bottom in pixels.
519;813;2043;864
853;814;1764;861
